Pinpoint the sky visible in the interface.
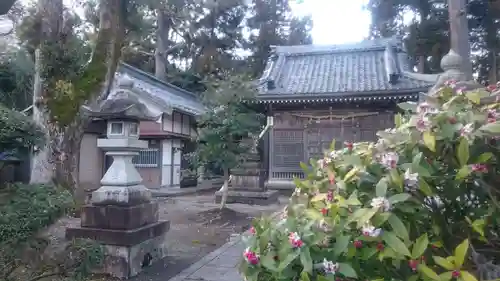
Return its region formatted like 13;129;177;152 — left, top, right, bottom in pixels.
290;0;371;45
8;0;372;45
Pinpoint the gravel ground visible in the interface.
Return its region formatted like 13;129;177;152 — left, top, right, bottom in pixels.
39;191;287;281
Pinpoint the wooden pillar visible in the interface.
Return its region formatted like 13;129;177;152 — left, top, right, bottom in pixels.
266;104;273;180
448;0;473;80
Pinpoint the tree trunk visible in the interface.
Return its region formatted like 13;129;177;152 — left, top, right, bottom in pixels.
155;9;169;79
219;168;230;209
30;0;63;184
30;0;126;189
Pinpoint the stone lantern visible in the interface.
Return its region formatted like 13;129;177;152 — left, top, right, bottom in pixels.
66;94;170;279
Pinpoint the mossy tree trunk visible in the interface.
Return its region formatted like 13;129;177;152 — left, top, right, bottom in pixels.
30;0;126;190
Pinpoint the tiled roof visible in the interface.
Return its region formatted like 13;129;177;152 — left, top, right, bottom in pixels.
115;63;205;116
258;38;436;101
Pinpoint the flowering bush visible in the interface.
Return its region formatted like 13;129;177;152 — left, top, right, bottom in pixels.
240;83;500;281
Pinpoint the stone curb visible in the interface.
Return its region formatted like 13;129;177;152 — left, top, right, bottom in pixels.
166;210;283;281
152;186;217;198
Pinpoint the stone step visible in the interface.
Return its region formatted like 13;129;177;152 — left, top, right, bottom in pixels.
214;190;279;205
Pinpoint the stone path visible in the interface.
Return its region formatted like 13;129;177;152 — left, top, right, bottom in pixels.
167;234;245;281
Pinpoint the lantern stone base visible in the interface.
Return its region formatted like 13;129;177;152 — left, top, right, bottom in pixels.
99;233;168;279
215;189;279;205
66;202;170;279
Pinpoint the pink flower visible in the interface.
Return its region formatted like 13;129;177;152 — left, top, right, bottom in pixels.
249;227;256;235
243;248;259;265
289;232;304;248
445;79;457;87
327;189;334;202
471;164;488;173
487;84;497;92
456;86;467;95
416;117;431;132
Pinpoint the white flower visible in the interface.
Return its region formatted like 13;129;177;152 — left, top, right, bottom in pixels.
417;102;438;115
416;116;431;132
317;159;326;169
362;223;382;237
319;219;330;232
323;258;339;274
371;197;392;212
289;232;301;241
461;123;474;139
380;152;399;169
488;109;498;119
404;169;419;188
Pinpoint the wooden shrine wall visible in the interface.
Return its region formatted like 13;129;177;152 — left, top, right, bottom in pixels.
269;109;394;179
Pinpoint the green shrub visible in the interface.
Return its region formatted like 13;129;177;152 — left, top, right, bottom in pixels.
240;82;500;281
0;183;72;263
0;103;45;154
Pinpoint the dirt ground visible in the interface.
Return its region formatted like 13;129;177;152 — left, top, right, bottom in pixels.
40;191;287;281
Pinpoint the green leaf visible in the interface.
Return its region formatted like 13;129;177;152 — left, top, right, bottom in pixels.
395;113;402;127
457;138;469;166
454;239;469;268
439;272;453;281
411;233;429;259
338;263;358;278
329;140;336;151
382;231;411;257
478;122;500;134
388;193;411;204
333;235;351;256
376;178;388;197
470;219;486;237
278;251;299;271
343;167;359;182
408;275;419;281
423;132;436;152
460;271;479;281
261;253;278;272
388;214;409;241
419;178;434;196
456;166;471;181
475;152;494;164
316;276;332;281
300;272;311;281
418;264;441;281
300;247;313;273
345;192;362;206
433;256;455;270
466;92;481;104
357;208;378;226
300;162;310;172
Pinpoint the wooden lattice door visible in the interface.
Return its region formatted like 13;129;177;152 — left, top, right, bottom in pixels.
306;119;356;160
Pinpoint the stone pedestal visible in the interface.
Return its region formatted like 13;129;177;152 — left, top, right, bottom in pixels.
67;97;169;279
215;152;279;205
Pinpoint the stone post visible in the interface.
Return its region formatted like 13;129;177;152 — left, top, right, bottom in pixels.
66;95;169;279
214;136;279;205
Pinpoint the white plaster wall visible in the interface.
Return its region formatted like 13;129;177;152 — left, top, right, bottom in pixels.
172;139;182;186
161;139;172;186
162;111;194;136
